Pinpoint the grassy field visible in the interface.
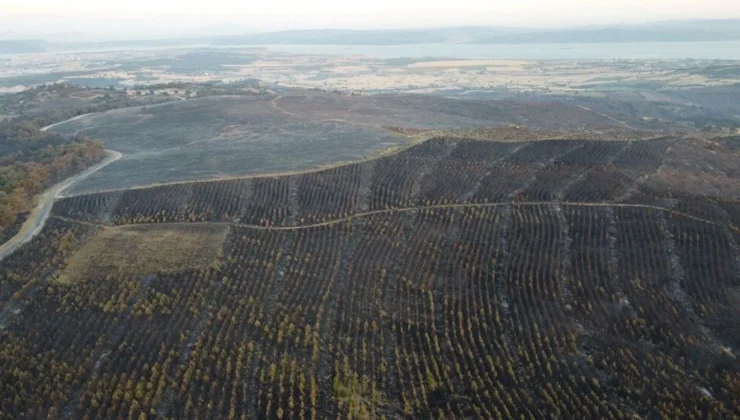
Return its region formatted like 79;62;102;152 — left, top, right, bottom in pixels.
57;224;228;284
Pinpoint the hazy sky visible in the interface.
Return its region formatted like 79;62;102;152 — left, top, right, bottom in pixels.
2;0;739;40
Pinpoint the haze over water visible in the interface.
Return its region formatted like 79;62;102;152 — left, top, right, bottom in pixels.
4;41;739;61
253;41;740;60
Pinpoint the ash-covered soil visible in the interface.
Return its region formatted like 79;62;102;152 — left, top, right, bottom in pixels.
50;91;621;194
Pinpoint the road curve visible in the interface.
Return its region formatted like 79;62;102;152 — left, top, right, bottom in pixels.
0;114;122;261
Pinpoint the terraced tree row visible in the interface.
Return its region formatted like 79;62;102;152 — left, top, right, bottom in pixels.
2;200;740;418
4;136;740;418
53;138;682;228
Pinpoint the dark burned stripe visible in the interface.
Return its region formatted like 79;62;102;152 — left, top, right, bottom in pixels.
555;141;632;201
315;219;361;415
509;142;588;201
503;139;584;165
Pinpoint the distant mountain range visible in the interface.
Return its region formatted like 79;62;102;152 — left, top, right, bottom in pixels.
209;20;740;46
0;39;50;54
2;20;740;54
208;27;530;46
471;20;740;44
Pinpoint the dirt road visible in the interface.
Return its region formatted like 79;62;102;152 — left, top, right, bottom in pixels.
39;112;98;133
573;105;638;130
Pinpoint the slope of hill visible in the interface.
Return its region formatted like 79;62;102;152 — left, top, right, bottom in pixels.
1;135;739;418
47;92;618;195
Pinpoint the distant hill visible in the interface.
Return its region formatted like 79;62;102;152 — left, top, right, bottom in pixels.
5;20;740;53
472;20;740;44
0;40;50;54
211;29;447;45
209;27;528;45
209;20;740;46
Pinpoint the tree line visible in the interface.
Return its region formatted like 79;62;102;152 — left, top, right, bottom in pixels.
0;118;104;232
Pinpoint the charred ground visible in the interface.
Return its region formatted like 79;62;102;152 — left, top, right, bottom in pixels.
1;135;740;418
48;91;625;195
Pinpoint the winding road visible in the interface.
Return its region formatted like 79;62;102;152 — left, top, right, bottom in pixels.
0;115;122;261
134;200;733;235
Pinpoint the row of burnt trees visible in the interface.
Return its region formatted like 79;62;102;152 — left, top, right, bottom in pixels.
5;133;740;418
53;138;678;231
2;204;740;418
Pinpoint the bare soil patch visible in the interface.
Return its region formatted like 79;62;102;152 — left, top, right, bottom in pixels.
58;223;228;283
68;91;105;100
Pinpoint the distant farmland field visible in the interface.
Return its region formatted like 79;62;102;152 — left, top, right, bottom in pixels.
2;137;740;418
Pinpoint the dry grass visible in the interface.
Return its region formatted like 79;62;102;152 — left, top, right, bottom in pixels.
440;125;669;142
650;167;740;200
387;125;667;142
406;59;528;69
68;91;105;100
645;139;740;200
58;224;229;284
